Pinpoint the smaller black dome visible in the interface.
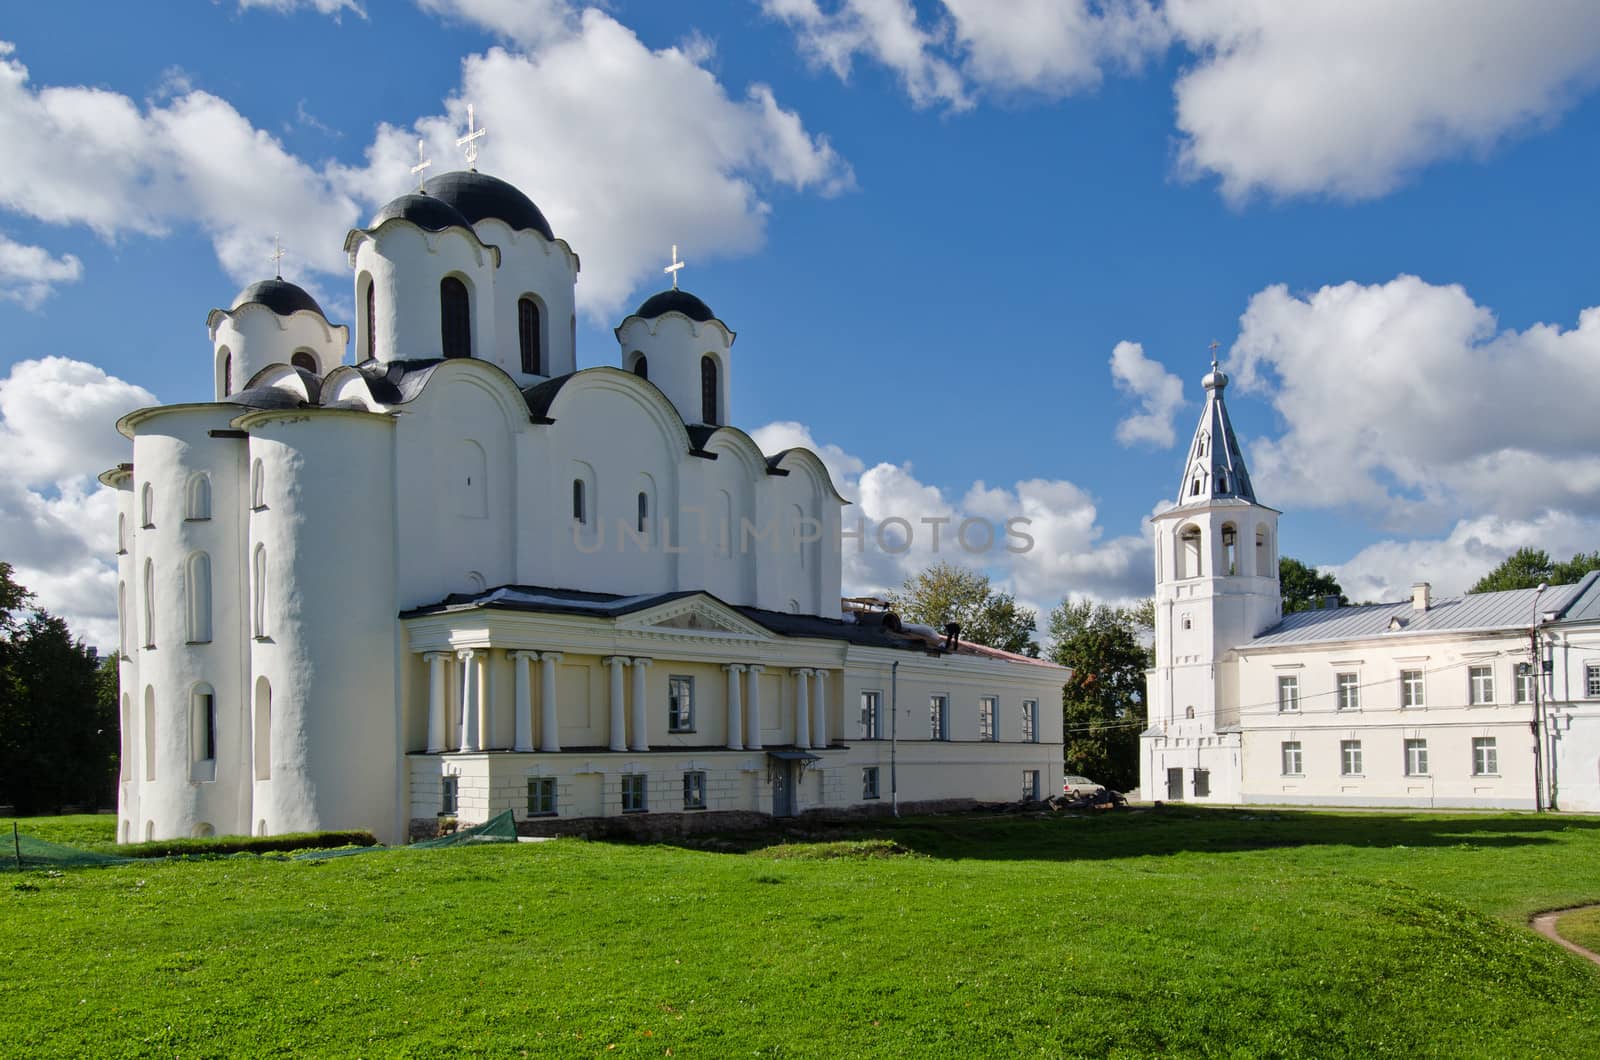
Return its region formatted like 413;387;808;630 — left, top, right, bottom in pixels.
368;192;473;233
636;289;716;323
231;278;326;318
424;171;555;240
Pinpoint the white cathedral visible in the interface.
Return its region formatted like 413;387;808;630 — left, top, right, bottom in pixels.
105;165;1067;844
1141;363;1600;812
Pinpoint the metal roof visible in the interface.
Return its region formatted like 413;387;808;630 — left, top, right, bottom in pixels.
1246;571;1600;648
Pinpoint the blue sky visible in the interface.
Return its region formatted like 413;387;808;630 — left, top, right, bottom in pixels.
3;0;1600;647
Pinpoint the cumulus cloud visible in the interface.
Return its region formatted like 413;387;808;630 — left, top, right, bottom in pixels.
1167;0;1600;202
0;233;82;308
0;358;157;651
415;0;578;47
761;0;971;109
1226;275;1600;533
237;0;366;17
1109;340;1184;448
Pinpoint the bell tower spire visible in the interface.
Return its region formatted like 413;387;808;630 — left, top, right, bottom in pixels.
1176;347;1256;506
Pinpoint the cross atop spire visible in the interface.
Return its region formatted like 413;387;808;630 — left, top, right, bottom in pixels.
664;244;685;289
456;103;486;169
1208;339;1221;372
269;234;287;279
411;137;432;192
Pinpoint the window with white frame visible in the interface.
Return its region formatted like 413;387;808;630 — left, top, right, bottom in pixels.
683;771;707;810
1021;770;1040;801
930;694;948;740
1336;673;1360;711
1587;665;1600;698
860;690;882;739
862;766;880;799
1281;741;1303;775
980;696;998;740
1340;740;1363;776
191;686;217;768
1515;669;1534;704
1468;664;1495;705
668;676;695;732
1022;699;1038;743
1277;675;1300;713
1472;737;1498;776
1401;669;1425;708
527;777;557;816
440;776;458;815
1404;738;1429;776
621;773;648;813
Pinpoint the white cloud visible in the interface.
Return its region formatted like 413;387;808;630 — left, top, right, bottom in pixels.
0;358;157;651
0;233;81;307
237;0;366;17
415;0;577;47
761;0;970;110
1227;275;1600;533
1109;340;1184;448
1167;0;1600;201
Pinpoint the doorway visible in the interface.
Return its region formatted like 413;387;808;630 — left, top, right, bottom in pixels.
773;762;797;817
1166;767;1184;801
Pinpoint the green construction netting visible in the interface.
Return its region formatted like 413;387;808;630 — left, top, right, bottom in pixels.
2;831;136;873
409;810;519;848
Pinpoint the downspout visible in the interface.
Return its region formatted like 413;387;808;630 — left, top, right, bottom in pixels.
891;659;899;817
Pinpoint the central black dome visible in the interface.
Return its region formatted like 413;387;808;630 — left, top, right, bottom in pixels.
368;192;473;233
635;289;716;322
423;171;555;240
231;278;326;318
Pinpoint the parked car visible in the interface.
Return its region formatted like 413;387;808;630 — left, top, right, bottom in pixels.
1062;775;1106;798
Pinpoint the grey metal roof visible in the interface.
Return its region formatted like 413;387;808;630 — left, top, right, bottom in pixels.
1247;571;1600;648
1556;572;1600;624
1172;367;1256;507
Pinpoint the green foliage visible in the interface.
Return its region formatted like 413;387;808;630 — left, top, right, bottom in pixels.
1469;546;1600;594
0;562;33;635
1047;600;1149;792
887;561;1040;656
115;830;379;859
1280;555;1348;612
4;808;1600;1056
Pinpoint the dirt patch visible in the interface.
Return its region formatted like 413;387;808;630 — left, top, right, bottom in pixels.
1531;906;1600;968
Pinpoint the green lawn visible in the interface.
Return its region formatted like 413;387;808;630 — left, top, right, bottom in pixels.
5;808;1600;1058
1557;905;1600;956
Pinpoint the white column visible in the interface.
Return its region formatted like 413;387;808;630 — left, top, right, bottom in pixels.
605;656;630;752
812;668;828;749
724;664;746;751
630;658;652;752
481;649;497;749
745;665;764;750
424;651;450;753
457;649;480;752
794;668;812;748
539;652;563;752
510;651;538;752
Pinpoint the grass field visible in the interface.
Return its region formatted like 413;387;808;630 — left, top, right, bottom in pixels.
5;809;1600;1058
1557;905;1600;956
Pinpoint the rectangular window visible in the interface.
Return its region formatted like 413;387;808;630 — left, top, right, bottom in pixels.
980;696;998;741
1469;664;1495;706
1277;675;1300;713
1021;770;1040;801
1281;741;1303;776
1193;768;1210;797
862;766;880;800
1021;699;1038;743
1515;669;1534;704
1336;672;1360;711
527;777;557;816
441;775;458;815
1587;665;1600;698
860;691;882;739
1404;738;1429;776
1401;669;1425;708
1472;737;1499;776
929;694;948;740
1340;740;1363;776
621;773;648;813
668;675;695;732
682;771;707;810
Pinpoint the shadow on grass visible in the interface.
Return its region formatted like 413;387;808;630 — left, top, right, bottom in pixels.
622;806;1600;863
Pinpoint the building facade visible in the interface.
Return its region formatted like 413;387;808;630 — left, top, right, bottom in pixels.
106;168;1066;844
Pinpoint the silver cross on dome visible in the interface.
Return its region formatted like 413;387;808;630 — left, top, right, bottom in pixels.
456;103;487;169
411;138;432;191
664;244;685;289
269;234;287;279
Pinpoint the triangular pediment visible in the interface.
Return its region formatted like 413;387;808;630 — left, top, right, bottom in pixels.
618;595;772;640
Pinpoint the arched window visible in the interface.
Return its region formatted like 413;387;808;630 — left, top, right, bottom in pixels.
185;474;211;520
120;693;132;781
140;483;154;528
117;513;127;554
1185;706;1196;719
291;351;318;374
142;559;155;648
637;491;649;534
222;350;233;397
1178;525;1203;580
440;276;471;358
572;479;586;524
518;296;542;374
700;355;719;424
250;459;265;510
254;677;272;780
143;687;157;782
191;684;217;765
1256;525;1271;578
632;354;648;380
186;552;212;643
364;278;376;360
118;582;128;656
252;545;268;638
1221;524;1238;576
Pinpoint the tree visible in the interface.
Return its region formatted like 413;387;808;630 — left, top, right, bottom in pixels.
1046;600;1149;793
1280;556;1347;612
1469;547;1600;594
887;561;1040;656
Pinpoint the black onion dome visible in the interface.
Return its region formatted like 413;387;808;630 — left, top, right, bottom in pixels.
230;278;326;318
423;170;555;240
635;289;716;323
368;192;473;233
